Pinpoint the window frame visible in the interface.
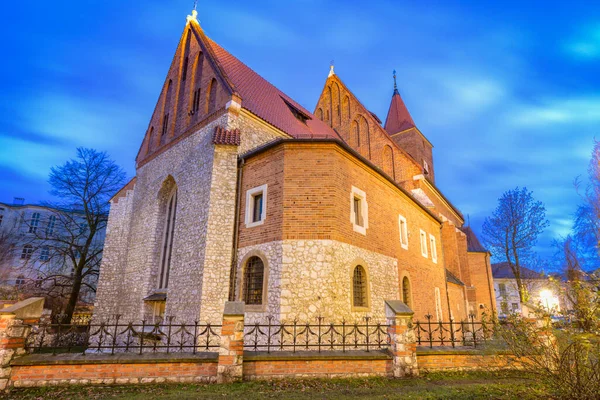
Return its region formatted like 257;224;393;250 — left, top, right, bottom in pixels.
351;265;370;311
21;245;33;260
398;215;408;250
29;212;41;234
429;233;437;263
350;186;368;235
239;253;269;312
420;230;428;258
245;184;268;228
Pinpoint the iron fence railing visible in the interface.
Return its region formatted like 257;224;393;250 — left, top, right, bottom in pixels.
244;316;390;353
22;316;221;355
414;314;494;348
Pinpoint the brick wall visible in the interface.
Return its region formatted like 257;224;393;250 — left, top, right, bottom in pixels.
237;141;449;320
417;349;519;371
467;252;497;317
244;358;392;379
314;76;422;184
9;355;218;387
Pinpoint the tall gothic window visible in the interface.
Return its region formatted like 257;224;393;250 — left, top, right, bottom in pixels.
159;190;178;289
402;276;411;308
352;265;367;308
243;256;264;305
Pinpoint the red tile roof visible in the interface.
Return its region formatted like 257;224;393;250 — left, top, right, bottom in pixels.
213;126;241;145
384;90;416;134
204;37;339;140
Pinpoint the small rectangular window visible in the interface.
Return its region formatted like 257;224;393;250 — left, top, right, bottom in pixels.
40;246;50;261
350;186;368;235
498;283;506;295
29;212;40;234
420;230;428;258
501;302;508;314
252;193;263;223
353;197;363;226
511;303;519;312
245;184;267;228
429;234;437;263
424;160;429;174
398;215;408;249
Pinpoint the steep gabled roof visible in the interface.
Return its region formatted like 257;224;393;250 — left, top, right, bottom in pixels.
200;33;339;139
384;90;416;134
461;226;488;253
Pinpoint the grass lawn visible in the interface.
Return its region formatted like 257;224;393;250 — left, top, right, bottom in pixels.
2;371;550;400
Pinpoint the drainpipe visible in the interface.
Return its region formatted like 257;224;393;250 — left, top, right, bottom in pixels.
228;158;244;301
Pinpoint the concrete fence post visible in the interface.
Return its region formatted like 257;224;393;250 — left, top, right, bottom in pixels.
385;300;418;377
0;297;45;390
217;301;245;383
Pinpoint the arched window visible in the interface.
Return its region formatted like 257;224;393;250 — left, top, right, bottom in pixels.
352;120;360;146
161;80;173;144
327;86;332;126
402;276;411;308
190;52;204;117
383;145;394;178
317;108;323;120
342;95;350;122
206;78;218;114
243;256;265;305
352;265;368;308
21;245;33;260
159;189;178;289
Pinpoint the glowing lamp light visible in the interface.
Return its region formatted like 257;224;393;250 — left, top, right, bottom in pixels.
539;289;558;312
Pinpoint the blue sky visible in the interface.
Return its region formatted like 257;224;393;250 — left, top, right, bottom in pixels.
0;1;598;265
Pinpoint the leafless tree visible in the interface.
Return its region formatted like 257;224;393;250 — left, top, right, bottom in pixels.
24;148;126;323
482;187;549;302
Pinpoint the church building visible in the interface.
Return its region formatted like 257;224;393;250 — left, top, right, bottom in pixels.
94;9;497;324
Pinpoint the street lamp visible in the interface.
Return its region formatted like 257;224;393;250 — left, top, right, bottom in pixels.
539;289;553;313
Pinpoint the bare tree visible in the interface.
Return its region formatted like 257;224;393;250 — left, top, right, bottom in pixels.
25;148;126;323
482;187;549;302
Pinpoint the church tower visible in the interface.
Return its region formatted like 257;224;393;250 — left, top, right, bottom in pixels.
384;72;435;181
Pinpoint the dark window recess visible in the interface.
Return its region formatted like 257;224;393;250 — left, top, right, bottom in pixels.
244;257;264;305
281;97;311;124
252;194;263;223
182;57;189;81
353;266;367;307
161;114;169;138
190;88;201;115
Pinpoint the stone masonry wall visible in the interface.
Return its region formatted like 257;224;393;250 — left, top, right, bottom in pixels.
237;239;399;323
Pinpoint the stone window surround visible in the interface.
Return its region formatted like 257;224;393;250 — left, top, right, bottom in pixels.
245;184;268;228
398;215;408;250
158;187;178;290
350;186;368;236
429;233;437;264
350;259;370;312
419;229;428;258
238;250;270;313
399;271;413;309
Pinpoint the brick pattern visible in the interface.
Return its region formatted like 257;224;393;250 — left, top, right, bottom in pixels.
10;362;217;387
466;253;496;317
417;352;518;371
314;76;423;184
238;141;449;321
244;359;391;379
217;313;244;382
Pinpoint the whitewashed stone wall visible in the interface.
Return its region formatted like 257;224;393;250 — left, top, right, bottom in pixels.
237;240;399;323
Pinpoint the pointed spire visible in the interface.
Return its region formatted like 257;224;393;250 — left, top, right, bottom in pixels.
384;70;416;134
328;60;335;78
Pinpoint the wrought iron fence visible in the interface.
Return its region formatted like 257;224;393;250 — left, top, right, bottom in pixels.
244;316;390;353
22;316;221;355
414;314;494;348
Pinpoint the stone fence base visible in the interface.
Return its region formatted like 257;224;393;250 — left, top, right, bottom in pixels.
416;347;522;371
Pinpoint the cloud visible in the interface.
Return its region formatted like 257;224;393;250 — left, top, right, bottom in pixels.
565;24;600;60
0;137;70;180
511;96;600;126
